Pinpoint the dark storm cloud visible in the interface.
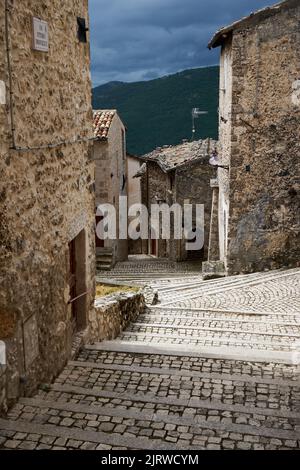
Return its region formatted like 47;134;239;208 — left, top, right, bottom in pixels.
89;0;276;85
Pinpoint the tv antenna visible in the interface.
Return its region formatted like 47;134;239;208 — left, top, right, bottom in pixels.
192;107;208;140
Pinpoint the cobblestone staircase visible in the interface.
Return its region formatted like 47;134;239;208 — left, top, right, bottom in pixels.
96;249;113;271
0;266;299;450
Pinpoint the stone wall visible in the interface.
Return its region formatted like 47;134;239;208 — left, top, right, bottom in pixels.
94;113;128;264
142;162;171;258
220;1;300;274
175;157;214;261
89;292;145;343
0;0;95;407
141;158;214;261
217;39;232;267
127;155;143;255
0;365;6;415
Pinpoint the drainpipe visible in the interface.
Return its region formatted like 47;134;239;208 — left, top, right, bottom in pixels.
146;164;150;255
4;0;16;149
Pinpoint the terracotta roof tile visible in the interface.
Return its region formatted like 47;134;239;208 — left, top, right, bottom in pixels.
93;110;116;140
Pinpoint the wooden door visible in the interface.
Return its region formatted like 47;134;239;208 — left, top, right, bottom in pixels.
69;239;77;333
151;238;157;256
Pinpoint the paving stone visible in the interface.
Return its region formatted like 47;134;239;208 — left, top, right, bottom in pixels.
1;267;299;451
4;440;21;449
99;422;115;432
14;432;28;440
237;442;252;450
87;420;99;428
67;439;83;448
60;417;75;427
18;441;37;450
55;437;68;446
80;442;98;450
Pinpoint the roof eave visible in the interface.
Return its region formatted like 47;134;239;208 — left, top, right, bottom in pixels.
208;31;232;49
208;0;295;49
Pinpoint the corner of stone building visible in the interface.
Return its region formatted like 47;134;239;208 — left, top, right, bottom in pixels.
0;365;7;416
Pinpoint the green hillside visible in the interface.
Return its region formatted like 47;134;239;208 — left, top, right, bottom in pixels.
92;66;219;156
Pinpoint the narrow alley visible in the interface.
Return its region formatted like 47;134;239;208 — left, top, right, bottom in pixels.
0;260;299;450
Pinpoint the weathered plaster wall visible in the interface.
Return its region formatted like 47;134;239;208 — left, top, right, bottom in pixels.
127;156;143;255
145;162;171;258
226;2;300;274
218;40;232;267
94;114;128;264
140;157;213;261
0;0;95;407
95;142;109;205
108;115;128;263
0;365;6;415
175;158;214;261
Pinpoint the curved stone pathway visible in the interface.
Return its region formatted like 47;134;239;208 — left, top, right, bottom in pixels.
0;262;299;450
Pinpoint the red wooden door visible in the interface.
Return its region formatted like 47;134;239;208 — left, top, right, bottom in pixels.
68;239;77;333
151;238;157;256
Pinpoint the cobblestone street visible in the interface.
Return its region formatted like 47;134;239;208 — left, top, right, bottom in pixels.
1;260;300;450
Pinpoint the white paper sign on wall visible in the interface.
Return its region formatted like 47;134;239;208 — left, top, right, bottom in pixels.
32;17;49;52
0;81;5;105
0;341;6;366
292;80;300;107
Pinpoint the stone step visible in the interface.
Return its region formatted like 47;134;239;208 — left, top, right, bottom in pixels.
0;416;182;450
1;400;299;450
159;271;300;304
78;348;298;381
156;273;268;294
96;256;113;263
97;266;112;272
66;360;299;388
51;358;300;410
148;305;300;318
119;329;300;349
140;313;300;325
97;248;113;254
131;321;300;337
0;393;298;450
99;274;202;281
155;269;300;297
87;341;300;365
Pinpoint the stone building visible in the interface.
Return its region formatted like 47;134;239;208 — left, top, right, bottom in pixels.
126;153;147;255
93;110;128;269
0;0;95;412
207;0;300;276
134;140;215;261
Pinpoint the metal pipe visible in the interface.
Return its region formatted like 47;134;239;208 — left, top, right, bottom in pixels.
4;0;16;149
68;291;89;305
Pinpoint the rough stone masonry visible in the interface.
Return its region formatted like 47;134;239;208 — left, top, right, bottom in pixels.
208;0;300;275
0;0;95;411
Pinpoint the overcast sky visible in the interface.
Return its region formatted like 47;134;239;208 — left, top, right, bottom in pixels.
89;0;275;86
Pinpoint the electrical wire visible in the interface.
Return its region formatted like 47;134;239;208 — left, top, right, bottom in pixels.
4;0;16;149
12;135;98;152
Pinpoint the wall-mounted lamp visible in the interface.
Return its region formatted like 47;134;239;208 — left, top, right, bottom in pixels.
209;150;229;170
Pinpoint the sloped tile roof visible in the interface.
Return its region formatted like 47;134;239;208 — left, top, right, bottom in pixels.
141;139;218;173
93;110;116;140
